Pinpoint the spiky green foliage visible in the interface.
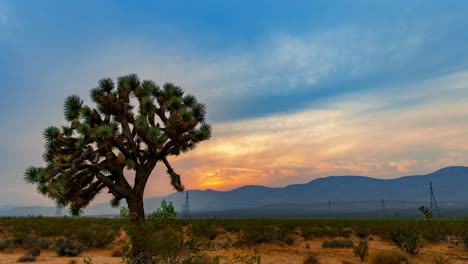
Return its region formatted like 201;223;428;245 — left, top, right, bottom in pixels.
25;74;211;216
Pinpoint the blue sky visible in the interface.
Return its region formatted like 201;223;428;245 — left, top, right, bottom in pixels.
2;1;468;206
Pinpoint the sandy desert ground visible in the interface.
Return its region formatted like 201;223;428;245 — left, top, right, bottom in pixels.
1;235;467;264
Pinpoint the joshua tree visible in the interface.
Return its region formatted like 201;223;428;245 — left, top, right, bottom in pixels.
418;206;433;222
24;74;211;263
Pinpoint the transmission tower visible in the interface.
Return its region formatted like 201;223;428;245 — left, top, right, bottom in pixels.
182;191;191;219
429;181;440;212
328;200;332;217
56;206;62;217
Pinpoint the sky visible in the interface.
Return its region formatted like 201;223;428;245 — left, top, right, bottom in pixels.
1;1;468;206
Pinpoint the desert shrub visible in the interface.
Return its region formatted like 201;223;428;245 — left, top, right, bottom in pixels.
111;245;125;257
150;230;209;264
341;227;354;238
370;250;410;264
303;253;320;264
67;260;78;264
0;239;21;250
33;239;52;250
341;261;353;264
237;225;276;246
236;224;296;246
302;227;340;239
431;254;452;264
17;248;41;262
355;227;370;239
28;248;41;257
121;200;213;264
0;241;7;251
17;252;36;262
322;239;354;248
272;226;296;246
76;226;117;248
191;219;220;241
421;222;447;243
353;240;368;261
390;229;424;255
458;219;468;250
55;239;84;257
190;254;221;264
222;253;261;264
281;232;296;245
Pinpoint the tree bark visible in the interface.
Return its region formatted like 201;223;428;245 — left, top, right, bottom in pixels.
127;195;152;264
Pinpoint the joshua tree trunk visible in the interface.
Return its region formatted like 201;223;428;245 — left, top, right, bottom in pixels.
127;195;152;264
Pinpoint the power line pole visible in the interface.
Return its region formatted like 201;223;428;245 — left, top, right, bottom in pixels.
182;191;191;219
328;200;331;217
56;206;62;217
429;181;440;212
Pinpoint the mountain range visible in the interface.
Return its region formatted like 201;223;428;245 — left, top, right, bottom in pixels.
1;166;468;217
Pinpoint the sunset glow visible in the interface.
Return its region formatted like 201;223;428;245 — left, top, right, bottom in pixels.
2;1;468;206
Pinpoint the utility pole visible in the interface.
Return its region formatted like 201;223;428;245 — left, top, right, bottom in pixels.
328;200;331;217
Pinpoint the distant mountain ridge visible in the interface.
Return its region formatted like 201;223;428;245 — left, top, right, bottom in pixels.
2;166;468;216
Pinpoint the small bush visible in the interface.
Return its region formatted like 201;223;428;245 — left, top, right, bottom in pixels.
353;240;368;261
76;227;117;248
35;239;52;250
458;219;468;250
303;253;320;264
282;233;296;245
421;222;446;243
341;261;353;264
431;254;453;264
355;227;370;239
111;245;125;257
302;227;340;239
370;250;410;264
272;226;296;246
237;226;276;246
55;239;84;257
28;248;41;257
17;252;36;262
223;253;261;264
0;239;21;251
191;254;221;264
191;220;220;241
322;239;354;248
391;229;424;255
122;200;213;264
341;228;354;238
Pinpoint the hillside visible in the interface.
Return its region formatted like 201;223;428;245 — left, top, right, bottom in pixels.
1;166;468;216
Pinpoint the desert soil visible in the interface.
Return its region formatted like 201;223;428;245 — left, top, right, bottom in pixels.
0;236;467;264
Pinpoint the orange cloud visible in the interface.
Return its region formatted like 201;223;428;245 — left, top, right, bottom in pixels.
141;70;468;197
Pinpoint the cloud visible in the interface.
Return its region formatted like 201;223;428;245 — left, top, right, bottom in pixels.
139;70;468;194
2;5;468;205
41;23;434;123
